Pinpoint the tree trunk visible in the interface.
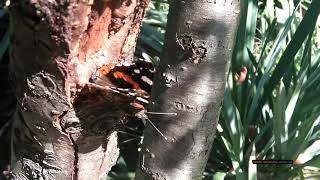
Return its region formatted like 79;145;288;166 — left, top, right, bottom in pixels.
135;0;241;179
9;0;148;179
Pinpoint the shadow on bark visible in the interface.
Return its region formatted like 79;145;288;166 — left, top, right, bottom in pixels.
136;0;241;179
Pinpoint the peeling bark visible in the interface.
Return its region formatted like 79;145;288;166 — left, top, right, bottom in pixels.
9;0;149;179
136;0;241;179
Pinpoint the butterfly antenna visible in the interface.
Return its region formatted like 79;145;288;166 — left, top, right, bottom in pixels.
117;130;142;139
139;114;168;141
144;111;177;116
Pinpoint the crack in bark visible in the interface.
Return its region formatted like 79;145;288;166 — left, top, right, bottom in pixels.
58;110;81;180
69;135;79;180
54;110;80;179
174;101;205;114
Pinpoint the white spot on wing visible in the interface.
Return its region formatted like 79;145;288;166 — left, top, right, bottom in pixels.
136;97;149;104
128;92;137;96
134;69;140;74
149;69;156;73
141;76;153;85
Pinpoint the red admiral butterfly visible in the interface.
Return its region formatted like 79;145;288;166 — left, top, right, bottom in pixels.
89;59;155;110
88;58;176;141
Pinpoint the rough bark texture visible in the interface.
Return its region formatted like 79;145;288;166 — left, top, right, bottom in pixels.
136;0;241;179
8;0;148;179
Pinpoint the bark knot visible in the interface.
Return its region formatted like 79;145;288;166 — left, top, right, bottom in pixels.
176;35;207;64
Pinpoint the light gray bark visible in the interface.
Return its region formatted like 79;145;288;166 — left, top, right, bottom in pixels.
136;0;241;179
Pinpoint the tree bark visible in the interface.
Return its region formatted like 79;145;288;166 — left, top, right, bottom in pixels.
9;0;148;179
136;0;241;179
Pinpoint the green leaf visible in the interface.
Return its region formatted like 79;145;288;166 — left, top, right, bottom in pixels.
222;88;244;162
246;0;320;127
266;0;320;98
273;80;287;159
248;145;257;180
212;172;227;180
0;29;9;62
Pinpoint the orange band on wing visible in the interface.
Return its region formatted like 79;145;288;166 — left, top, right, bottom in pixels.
130;102;145;110
97;64;115;75
112;71;141;90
